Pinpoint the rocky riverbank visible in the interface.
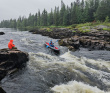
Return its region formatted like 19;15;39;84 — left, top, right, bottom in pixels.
29;25;110;51
0;48;29;80
29;28;74;39
0;87;6;93
0;48;29;92
59;30;110;51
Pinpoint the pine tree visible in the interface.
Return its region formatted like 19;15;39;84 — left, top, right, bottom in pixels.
34;13;38;26
82;1;89;22
95;0;110;21
71;2;78;24
41;9;48;26
54;7;60;26
17;16;22;28
48;9;54;25
37;10;41;26
59;0;65;25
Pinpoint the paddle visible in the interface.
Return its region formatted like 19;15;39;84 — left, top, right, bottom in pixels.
54;40;58;43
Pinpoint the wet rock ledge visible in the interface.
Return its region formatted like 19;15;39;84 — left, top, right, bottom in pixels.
0;48;29;80
29;28;74;39
0;32;5;35
29;28;110;51
0;87;6;93
58;30;110;51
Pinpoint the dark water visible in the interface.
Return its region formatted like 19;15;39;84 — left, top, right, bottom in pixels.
0;28;110;93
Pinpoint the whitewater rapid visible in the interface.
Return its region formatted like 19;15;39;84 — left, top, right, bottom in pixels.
28;51;110;93
0;28;110;93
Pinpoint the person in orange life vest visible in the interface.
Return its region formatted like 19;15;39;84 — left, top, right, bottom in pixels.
8;39;15;49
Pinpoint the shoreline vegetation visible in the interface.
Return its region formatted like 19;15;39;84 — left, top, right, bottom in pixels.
29;22;110;51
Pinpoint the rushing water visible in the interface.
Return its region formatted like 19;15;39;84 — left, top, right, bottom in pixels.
0;28;110;93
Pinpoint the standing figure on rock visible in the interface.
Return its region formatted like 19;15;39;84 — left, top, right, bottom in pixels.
8;39;17;49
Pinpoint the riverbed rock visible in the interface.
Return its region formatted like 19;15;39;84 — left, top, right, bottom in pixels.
29;28;75;39
0;32;5;35
105;43;110;50
59;36;80;51
59;35;110;51
0;87;6;93
79;36;106;50
0;48;29;80
79;30;110;41
79;30;110;50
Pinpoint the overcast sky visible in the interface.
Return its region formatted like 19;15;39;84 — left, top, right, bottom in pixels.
0;0;75;22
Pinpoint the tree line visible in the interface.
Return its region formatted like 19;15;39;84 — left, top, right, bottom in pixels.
0;0;110;28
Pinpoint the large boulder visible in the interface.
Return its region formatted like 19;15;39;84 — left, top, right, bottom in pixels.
105;43;110;50
58;36;80;51
0;48;29;80
0;32;5;35
0;87;6;93
79;36;107;50
59;35;110;51
80;30;110;41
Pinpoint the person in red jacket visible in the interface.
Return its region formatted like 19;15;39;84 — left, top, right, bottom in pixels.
8;39;16;49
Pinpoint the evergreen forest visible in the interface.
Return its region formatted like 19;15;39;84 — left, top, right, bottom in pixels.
0;0;110;29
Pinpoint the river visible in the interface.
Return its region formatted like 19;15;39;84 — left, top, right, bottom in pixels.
0;28;110;93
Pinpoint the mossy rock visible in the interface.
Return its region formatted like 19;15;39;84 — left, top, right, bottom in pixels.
58;40;68;46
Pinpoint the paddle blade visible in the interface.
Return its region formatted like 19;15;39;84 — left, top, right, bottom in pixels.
55;40;58;43
46;45;49;48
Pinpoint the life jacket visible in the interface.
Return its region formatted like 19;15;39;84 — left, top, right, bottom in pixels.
50;42;52;44
8;39;15;49
49;41;53;45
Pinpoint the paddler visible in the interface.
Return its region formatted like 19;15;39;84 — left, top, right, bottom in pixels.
49;40;54;47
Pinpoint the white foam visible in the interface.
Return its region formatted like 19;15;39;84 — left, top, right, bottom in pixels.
28;51;110;90
51;81;110;93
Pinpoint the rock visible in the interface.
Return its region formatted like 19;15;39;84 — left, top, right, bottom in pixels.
105;43;110;50
97;28;103;31
29;28;75;39
8;68;18;74
0;68;7;80
29;30;36;32
0;48;29;80
58;39;68;46
96;25;108;31
29;27;110;51
71;36;80;49
0;32;5;35
0;87;6;93
59;35;110;51
68;46;76;51
59;36;80;51
79;36;107;50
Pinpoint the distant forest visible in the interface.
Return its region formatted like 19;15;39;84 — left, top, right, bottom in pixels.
0;0;110;29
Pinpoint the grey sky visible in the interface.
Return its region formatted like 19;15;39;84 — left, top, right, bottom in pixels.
0;0;74;22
